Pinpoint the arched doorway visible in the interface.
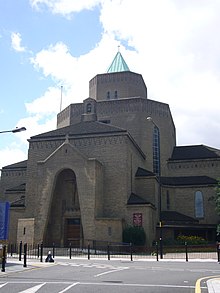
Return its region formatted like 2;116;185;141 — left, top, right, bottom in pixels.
44;169;82;247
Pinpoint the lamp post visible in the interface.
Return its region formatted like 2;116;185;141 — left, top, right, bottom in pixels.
0;127;26;134
147;116;163;259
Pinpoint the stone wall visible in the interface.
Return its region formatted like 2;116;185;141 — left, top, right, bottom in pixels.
89;71;147;101
126;204;156;246
17;218;35;245
95;218;123;243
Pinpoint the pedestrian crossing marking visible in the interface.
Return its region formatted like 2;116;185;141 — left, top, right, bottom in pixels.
0;282;8;288
58;282;79;293
57;262;129;271
18;282;46;293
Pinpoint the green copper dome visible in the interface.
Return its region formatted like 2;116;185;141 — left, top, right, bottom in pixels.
107;51;130;73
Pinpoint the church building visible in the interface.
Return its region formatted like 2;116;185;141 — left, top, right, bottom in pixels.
0;51;219;247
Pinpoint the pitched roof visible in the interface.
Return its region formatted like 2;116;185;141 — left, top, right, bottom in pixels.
107;51;130;73
169;145;220;161
127;192;151;205
30;121;127;140
161;176;217;186
2;160;27;170
135;167;155;177
161;211;198;224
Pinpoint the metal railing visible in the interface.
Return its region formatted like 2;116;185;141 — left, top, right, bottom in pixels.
4;240;219;264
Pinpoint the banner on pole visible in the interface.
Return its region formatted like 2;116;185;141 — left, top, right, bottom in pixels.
0;202;10;240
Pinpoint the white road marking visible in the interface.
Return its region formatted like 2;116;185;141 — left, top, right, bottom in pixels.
95;267;128;277
0;281;199;290
18;282;46;293
0;282;8;288
82;281;196;289
58;282;79;292
58;262;128;271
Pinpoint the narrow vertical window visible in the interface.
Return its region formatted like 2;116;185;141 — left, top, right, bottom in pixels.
107;91;110;99
114;90;118;99
86;103;92;113
153;126;160;176
195;191;204;218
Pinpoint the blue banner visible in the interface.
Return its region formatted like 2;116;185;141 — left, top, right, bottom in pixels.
0;202;10;240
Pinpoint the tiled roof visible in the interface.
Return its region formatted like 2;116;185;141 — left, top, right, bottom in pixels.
169;145;220;161
135;167;155;177
161;176;217;186
127;193;151;205
2;160;27;170
30;121;127;140
161;211;198;223
107;51;130;73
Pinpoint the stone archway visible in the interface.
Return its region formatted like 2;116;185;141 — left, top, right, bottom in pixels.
44;169;82;246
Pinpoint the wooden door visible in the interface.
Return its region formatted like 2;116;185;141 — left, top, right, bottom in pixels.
65;218;80;247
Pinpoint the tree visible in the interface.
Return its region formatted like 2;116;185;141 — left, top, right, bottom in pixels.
122;226;146;246
215;180;220;238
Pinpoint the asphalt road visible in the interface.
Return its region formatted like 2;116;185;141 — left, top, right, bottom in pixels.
1;258;220;292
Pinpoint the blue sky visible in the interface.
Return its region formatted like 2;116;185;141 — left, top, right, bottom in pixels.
1;0;220;170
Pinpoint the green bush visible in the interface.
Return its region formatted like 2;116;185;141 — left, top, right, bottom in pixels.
122;226;146;246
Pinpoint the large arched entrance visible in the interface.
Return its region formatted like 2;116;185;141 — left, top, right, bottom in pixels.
44;169;82;247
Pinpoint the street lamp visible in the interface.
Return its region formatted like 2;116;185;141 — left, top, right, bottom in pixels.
147;116;163;259
0;127;26;134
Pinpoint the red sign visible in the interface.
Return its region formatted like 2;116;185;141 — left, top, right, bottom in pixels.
133;213;142;227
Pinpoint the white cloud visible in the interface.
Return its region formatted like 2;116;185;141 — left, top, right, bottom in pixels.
11;32;26;52
0;144;27;171
25;86;62;115
27;0;220;150
3;0;220;171
30;0;100;16
31;42;76;86
30;35;121;106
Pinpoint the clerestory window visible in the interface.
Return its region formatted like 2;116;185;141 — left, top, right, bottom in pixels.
195;191;204;218
153;126;160;176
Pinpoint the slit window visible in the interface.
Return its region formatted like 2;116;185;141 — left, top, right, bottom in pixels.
195;191;204;218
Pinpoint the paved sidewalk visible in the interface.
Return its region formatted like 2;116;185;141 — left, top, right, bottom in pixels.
0;258;52;275
207;278;220;293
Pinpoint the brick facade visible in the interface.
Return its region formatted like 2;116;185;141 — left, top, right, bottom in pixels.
0;54;219;246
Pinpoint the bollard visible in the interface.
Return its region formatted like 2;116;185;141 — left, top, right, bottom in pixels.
37;243;40;258
10;243;13;257
69;243;72;259
52;243;55;259
130;243;133;261
159;237;163;259
23;243;27;267
88;243;90;260
185;242;188;262
156;241;159;261
1;245;6;272
107;244;110;260
40;243;43;262
19;241;22;261
217;242;220;263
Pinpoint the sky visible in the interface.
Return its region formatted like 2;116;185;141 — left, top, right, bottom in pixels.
0;0;220;170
